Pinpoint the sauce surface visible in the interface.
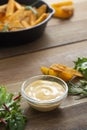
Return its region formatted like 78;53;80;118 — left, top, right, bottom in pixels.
25;80;65;101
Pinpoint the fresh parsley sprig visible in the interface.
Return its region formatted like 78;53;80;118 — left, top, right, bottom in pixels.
74;57;87;79
25;6;37;15
2;24;9;32
68;79;87;98
0;86;26;130
67;57;87;98
25;1;39;15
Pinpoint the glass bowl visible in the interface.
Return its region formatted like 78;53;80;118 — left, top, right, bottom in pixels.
21;75;68;112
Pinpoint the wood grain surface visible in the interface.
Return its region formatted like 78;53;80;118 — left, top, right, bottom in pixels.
0;40;87;85
1;100;87;130
1;80;87;130
0;0;87;59
24;102;87;130
0;0;87;130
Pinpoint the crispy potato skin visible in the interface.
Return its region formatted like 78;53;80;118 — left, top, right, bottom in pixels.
51;0;74;19
41;64;83;82
0;1;49;31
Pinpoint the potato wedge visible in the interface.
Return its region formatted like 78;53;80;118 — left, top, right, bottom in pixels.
51;0;73;8
41;64;83;82
8;8;25;22
32;13;48;26
0;0;49;31
21;20;30;28
9;20;24;31
6;0;15;16
51;0;74;19
37;4;47;18
14;1;24;10
50;64;83;77
0;4;7;12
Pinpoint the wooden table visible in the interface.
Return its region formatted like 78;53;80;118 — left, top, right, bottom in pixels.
0;0;87;130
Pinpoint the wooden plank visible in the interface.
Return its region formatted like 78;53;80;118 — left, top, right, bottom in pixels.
1;102;87;130
48;1;87;26
0;1;87;59
1;82;87;130
0;81;87;130
0;40;87;111
0;32;87;130
0;40;87;85
7;82;87;108
24;102;87;130
0;18;87;59
0;1;87;130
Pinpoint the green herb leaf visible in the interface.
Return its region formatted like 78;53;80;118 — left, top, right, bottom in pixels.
0;86;7;106
2;24;9;32
0;86;26;130
74;57;87;78
68;79;87;98
25;6;37;15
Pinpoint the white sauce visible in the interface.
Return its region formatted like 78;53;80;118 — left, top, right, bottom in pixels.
25;80;65;101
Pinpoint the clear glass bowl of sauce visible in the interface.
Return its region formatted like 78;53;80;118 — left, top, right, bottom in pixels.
21;75;68;112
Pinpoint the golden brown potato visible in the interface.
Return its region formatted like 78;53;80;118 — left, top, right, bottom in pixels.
9;21;24;31
51;0;73;8
14;1;24;10
0;0;49;32
32;13;48;26
41;64;83;82
6;0;15;16
21;20;30;28
51;0;74;19
0;4;7;13
36;4;47;18
29;12;37;25
50;64;83;77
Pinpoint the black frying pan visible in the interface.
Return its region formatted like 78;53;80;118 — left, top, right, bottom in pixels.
0;0;54;46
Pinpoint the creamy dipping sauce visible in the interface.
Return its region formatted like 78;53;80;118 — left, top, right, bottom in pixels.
25;80;65;101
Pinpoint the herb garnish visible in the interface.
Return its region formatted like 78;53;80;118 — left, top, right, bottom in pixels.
0;86;26;130
74;57;87;79
25;6;37;15
68;79;87;98
67;57;87;98
25;1;39;15
2;24;9;32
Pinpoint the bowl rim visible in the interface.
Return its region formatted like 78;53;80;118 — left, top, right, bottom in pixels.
21;75;68;105
0;0;55;33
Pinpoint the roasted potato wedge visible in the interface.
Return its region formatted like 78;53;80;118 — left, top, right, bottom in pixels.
41;64;83;81
0;0;49;32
